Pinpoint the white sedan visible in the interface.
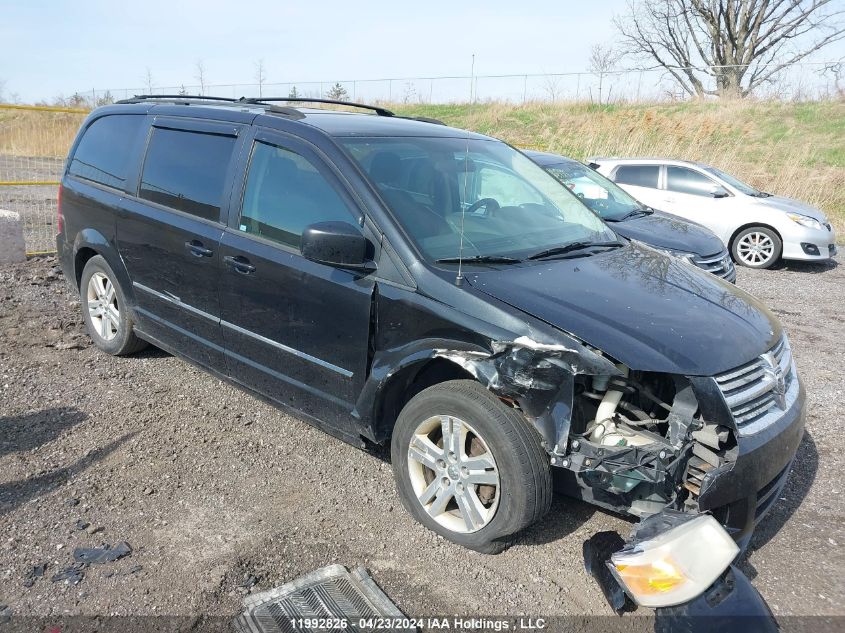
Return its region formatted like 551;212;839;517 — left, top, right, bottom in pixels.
589;157;837;269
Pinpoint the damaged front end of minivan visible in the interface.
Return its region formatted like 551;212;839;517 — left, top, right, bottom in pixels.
432;335;737;522
429;331;798;623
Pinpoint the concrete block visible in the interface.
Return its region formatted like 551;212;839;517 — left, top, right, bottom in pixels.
0;209;27;265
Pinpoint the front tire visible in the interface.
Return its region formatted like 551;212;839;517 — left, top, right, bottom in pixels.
80;255;148;355
391;380;552;553
731;227;782;269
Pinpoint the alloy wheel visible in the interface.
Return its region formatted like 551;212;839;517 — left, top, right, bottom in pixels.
406;415;500;534
87;272;120;341
736;231;775;266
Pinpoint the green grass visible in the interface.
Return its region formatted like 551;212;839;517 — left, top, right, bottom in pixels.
2;99;842;234
391;100;845;233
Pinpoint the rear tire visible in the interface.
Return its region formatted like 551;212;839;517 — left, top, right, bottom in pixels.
80;255;148;356
391;380;552;553
731;227;782;269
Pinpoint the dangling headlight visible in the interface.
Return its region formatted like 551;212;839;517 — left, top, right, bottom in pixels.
609;515;739;607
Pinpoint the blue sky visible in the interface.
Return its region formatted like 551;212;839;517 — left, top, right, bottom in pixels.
0;0;631;101
1;0;843;102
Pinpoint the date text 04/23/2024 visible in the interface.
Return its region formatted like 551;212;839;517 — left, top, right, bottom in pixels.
288;617;547;631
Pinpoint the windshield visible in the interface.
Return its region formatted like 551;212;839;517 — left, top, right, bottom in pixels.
339;137;616;262
543;162;643;220
702;166;761;196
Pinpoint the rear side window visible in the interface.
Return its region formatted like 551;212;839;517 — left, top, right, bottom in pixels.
239;140;357;249
68;115;145;190
666;166;719;196
139;127;236;221
613;165;659;188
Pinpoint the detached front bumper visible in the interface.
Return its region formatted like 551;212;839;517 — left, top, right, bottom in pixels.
654;566;778;633
697;378;806;550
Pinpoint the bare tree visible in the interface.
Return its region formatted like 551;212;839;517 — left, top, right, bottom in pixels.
402;81;418;104
195;60;207;95
615;0;845;98
143;68;155;95
255;59;266;97
96;90;115;106
817;59;845;97
541;74;563;101
589;43;622;104
0;78;6;102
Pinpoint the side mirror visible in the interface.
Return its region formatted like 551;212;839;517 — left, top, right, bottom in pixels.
710;186;730;199
300;221;374;270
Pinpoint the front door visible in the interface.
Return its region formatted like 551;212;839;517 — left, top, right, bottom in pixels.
117;118;243;371
659;166;729;229
218;130;375;428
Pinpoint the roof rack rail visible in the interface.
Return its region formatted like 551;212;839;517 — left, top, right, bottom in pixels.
239;97;395;117
116;94;242;104
112;94;443;125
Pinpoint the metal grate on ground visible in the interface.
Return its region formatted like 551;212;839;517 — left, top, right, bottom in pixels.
0;104;87;254
234;565;411;633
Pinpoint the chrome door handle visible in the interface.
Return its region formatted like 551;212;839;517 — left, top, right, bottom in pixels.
223;255;256;274
185;240;213;257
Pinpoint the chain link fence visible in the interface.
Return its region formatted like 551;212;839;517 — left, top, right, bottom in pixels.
1;61;841;255
76;61;843;105
0;104;86;254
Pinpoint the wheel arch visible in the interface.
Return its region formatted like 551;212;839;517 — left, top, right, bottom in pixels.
370;357;476;445
728;222;783;252
72;228;136;304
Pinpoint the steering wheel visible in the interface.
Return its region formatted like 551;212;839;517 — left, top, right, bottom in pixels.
465;197;500;215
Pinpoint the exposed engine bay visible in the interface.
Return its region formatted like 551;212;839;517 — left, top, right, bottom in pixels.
433;339;780;616
434;338;738;522
558;367;737;519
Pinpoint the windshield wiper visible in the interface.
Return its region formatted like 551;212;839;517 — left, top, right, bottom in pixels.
526;240;623;261
614;207;653;221
435;255;522;264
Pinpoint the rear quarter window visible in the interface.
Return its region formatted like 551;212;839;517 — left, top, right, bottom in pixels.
139;127;236;222
68;115;146;190
613;165;660;189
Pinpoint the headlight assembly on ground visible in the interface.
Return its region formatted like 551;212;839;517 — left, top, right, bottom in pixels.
609;514;739;607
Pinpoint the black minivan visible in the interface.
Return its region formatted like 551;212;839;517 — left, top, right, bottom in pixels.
58;96;803;613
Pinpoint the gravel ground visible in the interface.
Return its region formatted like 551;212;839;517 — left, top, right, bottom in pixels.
0;255;843;626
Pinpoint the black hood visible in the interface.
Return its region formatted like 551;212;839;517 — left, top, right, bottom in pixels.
611;211;724;255
466;243;780;376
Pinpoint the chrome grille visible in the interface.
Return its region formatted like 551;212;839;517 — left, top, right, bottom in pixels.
692;248;735;280
714;335;794;431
